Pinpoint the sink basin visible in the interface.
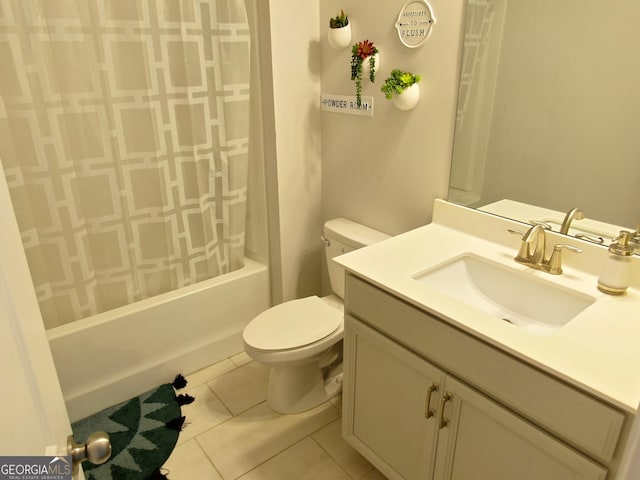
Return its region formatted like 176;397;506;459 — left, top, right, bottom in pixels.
413;254;595;335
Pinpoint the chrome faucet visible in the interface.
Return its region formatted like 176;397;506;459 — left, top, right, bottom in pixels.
509;224;582;274
559;208;584;234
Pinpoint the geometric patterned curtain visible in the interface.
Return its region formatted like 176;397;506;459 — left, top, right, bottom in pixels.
0;0;251;328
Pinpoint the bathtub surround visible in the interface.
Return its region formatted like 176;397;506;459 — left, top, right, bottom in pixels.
0;0;252;328
50;258;269;421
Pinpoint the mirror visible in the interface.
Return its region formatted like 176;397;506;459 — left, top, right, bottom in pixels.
448;0;639;249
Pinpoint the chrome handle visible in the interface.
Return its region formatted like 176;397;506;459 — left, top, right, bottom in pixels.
425;383;439;419
67;432;111;475
507;228;525;237
438;392;452;429
320;235;330;247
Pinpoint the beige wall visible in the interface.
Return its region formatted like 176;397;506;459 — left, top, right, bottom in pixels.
245;0;270;266
321;0;464;236
267;0;323;301
266;0;465;301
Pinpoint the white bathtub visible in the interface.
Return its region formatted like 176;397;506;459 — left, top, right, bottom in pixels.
47;258;270;422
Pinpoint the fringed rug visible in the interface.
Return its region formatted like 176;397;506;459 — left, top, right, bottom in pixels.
72;375;194;480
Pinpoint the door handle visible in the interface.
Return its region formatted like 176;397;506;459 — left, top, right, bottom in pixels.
67;431;111;475
438;392;453;429
425;382;439;419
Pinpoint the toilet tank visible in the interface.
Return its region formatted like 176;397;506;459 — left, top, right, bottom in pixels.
323;218;390;298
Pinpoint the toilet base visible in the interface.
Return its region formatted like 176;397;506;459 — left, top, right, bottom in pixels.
266;362;343;414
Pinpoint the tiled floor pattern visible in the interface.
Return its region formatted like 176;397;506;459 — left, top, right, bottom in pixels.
162;352;386;479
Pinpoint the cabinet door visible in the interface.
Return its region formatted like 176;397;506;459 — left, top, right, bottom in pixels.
434;376;608;480
343;317;444;480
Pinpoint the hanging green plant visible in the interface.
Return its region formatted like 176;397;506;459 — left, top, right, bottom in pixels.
350;39;378;108
328;10;351;49
381;69;421;99
329;10;349;28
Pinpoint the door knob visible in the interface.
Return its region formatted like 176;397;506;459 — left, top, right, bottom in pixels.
67;431;111;475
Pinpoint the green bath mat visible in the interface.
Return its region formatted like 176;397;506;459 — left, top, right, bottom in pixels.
71;375;194;480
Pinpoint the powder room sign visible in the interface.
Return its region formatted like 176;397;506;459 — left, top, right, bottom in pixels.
321;94;374;117
396;0;436;48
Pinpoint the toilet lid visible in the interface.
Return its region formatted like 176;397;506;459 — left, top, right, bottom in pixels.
243;296;343;350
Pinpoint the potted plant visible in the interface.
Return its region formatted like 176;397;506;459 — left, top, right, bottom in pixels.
381;69;421;110
328;10;351;49
351;39;379;108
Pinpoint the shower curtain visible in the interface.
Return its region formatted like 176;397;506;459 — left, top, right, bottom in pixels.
0;0;251;328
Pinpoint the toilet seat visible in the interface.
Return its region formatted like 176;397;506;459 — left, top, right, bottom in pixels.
243;296;343;351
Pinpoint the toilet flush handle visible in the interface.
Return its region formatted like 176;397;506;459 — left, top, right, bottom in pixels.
320;235;331;247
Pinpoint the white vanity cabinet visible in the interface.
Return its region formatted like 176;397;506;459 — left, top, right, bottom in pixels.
342;274;627;480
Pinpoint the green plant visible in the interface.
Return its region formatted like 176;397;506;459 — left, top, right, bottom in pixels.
329;10;349;28
381;69;421;99
350;40;378;107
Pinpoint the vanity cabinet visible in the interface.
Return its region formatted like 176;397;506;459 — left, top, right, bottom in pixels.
342;274;627;480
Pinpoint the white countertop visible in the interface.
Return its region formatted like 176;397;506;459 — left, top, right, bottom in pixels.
334;200;640;413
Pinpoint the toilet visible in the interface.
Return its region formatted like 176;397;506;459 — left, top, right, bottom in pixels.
242;218;390;414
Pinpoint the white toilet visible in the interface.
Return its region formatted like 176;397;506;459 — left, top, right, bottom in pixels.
242;218;390;414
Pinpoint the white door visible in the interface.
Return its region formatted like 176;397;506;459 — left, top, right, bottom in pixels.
0;165;76;463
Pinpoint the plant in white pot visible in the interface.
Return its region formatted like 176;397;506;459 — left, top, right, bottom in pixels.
381;69;421;110
351;39;379;108
328;10;351;49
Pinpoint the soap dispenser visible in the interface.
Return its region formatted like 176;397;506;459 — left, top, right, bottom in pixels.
597;230;634;295
630;222;640;254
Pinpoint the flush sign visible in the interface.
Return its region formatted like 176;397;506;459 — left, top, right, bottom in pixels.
396;0;435;48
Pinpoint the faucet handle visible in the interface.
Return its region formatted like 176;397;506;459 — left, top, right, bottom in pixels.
575;233;604;245
547;244;582;275
508;229;531;261
530;220;552;230
508;222;550;237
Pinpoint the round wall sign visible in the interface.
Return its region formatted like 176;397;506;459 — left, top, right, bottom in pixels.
396;0;436;48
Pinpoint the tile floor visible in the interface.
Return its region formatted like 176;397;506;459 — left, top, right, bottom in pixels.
162;351;386;480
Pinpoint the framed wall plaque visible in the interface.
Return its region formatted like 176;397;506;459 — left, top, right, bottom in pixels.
396;0;436;48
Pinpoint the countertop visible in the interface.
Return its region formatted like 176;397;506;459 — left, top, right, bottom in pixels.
334;200;640;413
